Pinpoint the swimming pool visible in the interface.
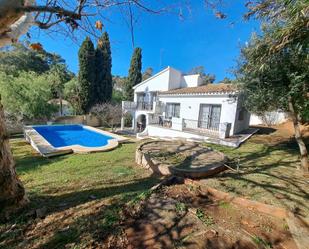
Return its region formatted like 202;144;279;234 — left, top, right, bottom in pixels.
33;125;114;148
24;125;128;157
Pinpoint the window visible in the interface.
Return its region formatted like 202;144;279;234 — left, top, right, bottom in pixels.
165;103;180;118
150;92;157;102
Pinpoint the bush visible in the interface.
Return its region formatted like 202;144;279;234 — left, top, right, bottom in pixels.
91;103;122;130
0;71;57;120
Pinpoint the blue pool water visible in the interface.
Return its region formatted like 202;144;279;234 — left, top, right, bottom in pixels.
33;125;114;148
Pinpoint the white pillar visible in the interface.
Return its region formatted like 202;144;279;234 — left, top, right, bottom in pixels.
219;122;231;139
132;115;137;132
121;116;125;130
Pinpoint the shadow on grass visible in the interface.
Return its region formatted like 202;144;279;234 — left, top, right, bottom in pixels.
0;175;160;248
208;138;309;216
252;126;277;135
26;175;159;214
11;139;67;174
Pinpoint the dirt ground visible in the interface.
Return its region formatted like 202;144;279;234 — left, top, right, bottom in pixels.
250;121;309;145
110;184;297;249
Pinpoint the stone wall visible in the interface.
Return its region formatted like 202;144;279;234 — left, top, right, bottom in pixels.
52;115;101;127
7;114;102;135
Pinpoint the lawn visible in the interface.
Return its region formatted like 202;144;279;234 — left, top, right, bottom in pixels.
204;125;309;218
0;138;159;249
1;123;308;248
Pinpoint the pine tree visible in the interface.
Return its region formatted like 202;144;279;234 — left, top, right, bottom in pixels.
95;32;112;104
78;37;95;113
125;47;142;100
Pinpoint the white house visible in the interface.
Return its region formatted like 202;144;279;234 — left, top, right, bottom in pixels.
121;66;251;143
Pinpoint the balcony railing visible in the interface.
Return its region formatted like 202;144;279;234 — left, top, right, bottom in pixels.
149;116;221;137
137;101;153;111
122;101;136;110
183;119;219;136
123;100;165;113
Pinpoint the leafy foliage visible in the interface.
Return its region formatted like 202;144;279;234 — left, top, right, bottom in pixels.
0;42;74;119
78;37;96;114
0;72;57;120
64;77;83;115
94;32;112;104
125;48;142;100
188;66;215;84
244;0;308;51
237;4;309;172
220;77;236;84
49;63;74;99
113;75;127;92
0;43;65;75
237;30;308;121
142;67;153;81
112;89;125;104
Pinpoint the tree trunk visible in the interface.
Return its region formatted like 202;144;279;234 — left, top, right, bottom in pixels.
0;97;28;215
288;97;309;174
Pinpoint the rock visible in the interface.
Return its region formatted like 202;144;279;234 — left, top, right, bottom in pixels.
36;207;47;218
59;226;70;232
205;229;218;238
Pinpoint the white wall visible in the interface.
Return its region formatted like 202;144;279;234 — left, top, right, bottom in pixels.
233;94;250;134
168;67;182;90
181;75;202;88
144;125;240;147
158;94;240;135
133;67;205;101
250;111;288;125
134;68;171;102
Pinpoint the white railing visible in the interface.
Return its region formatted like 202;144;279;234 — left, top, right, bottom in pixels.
183;119;220;137
123;101;164;114
137;101;153;111
122;101;136;110
149;116;227;138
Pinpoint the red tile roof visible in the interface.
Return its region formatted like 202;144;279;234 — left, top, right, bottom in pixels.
159;83;238;95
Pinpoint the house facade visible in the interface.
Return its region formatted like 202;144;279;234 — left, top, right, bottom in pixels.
121;66;250;142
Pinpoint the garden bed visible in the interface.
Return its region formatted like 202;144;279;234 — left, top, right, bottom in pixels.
136;140;227;178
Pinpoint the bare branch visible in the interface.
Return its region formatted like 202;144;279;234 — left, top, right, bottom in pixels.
19;5;82;20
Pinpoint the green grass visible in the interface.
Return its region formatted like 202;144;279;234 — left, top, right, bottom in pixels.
0;138;159;249
195;208;214;226
175;202;187;213
251;235;272;248
204;136;309;216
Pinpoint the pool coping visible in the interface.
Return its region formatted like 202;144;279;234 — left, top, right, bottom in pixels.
24;125;129;157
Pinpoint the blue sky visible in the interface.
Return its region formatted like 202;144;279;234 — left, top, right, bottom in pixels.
30;1;260;82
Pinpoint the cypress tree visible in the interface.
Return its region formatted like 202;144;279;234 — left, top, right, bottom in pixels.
95;32;112;103
125;47;142;100
78;37;95;113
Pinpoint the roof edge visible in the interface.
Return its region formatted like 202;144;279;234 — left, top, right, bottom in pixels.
132;66;171;90
158;91;239;96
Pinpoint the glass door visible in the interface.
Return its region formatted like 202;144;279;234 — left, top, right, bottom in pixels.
198;104;211;128
209;105;221;129
198;104;221;129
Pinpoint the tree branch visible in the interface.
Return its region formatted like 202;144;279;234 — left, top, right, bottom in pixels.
18;5;83;20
